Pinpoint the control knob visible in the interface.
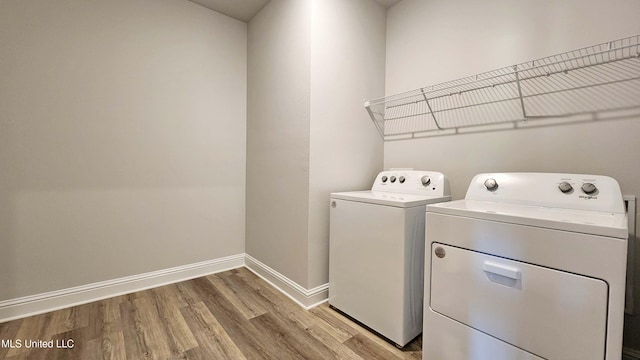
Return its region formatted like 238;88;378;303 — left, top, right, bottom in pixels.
558;182;573;193
381;176;388;183
390;176;396;183
581;182;597;194
421;176;431;186
399;176;406;184
484;178;498;191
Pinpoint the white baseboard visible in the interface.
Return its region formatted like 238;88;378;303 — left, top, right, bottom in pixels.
0;254;244;323
624;347;640;360
0;253;329;323
244;254;328;309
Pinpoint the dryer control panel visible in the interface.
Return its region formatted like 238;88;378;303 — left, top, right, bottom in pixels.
372;170;451;196
466;172;625;214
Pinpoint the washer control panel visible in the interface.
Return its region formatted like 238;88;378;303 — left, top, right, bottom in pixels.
466;173;625;214
373;170;450;196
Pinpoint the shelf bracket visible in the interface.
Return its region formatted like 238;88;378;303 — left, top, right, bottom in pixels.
420;88;443;130
514;65;528;120
364;101;385;139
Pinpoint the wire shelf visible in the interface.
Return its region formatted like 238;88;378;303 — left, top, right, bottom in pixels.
365;34;640;140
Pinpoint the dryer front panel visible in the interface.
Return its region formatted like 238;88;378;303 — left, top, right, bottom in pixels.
430;243;608;360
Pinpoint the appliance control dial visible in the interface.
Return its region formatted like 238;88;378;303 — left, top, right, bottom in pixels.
484;178;498;191
581;182;597;194
399;176;406;183
381;176;388;183
421;176;431;186
390;176;397;183
558;181;573;193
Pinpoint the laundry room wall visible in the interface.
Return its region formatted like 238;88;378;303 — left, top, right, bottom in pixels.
383;0;640;351
246;0;385;294
0;0;246;302
308;0;385;288
246;0;312;288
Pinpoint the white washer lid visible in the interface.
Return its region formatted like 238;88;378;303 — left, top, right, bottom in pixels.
427;200;628;239
332;190;451;208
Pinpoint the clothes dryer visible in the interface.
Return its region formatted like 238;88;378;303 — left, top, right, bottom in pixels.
423;173;628;360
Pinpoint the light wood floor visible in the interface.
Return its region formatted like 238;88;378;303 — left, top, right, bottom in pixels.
0;267;422;359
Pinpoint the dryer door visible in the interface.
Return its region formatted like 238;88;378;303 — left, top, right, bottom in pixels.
430;243;608;360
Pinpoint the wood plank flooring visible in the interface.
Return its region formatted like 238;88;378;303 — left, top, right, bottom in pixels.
0;267;422;359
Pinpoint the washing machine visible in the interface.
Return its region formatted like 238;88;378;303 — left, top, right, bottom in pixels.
423;173;628;360
329;170;450;347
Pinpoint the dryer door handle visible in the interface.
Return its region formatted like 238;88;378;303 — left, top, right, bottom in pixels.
483;261;521;280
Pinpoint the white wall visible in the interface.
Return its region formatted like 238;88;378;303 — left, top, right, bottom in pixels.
247;0;385;291
246;0;312;287
385;0;640;350
309;0;385;288
0;0;247;301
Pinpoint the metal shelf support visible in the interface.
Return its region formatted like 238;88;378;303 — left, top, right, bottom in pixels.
421;88;443;130
514;65;528;120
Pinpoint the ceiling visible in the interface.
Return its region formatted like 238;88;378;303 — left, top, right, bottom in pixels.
188;0;401;22
373;0;403;9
